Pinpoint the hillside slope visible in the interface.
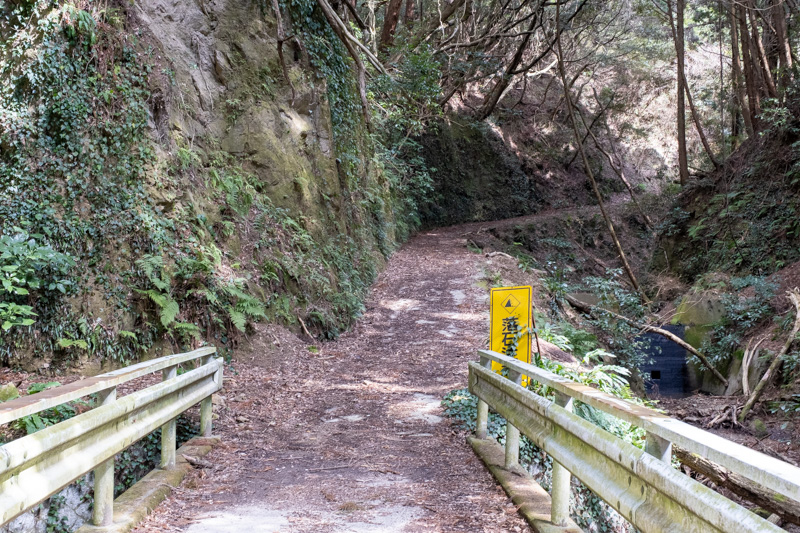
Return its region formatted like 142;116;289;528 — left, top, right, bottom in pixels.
0;0;397;370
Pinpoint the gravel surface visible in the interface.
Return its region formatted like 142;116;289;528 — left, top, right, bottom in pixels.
133;228;531;532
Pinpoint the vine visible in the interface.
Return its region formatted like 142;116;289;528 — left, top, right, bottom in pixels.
0;1;166;364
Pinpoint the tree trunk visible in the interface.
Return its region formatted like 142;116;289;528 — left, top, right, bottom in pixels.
747;3;778;98
406;0;466;51
731;105;741;150
566;92;616;167
738;4;761;130
668;0;689;185
730;6;754;137
555;4;647;303
666;2;719;170
674;446;800;525
317;0;387;75
403;0;415;24
270;0;296;103
739;289;800;422
379;0;404;52
575;106;653;228
772;0;793;89
682;73;719;169
477;15;540;120
343;0;368;30
316;0;373;128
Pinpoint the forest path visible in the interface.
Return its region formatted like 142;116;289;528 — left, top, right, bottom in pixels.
134;226;531;532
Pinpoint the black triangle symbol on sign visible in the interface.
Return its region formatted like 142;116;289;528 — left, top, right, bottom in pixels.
505;300;513;307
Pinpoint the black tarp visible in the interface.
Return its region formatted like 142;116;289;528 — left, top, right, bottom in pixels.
639;324;690;397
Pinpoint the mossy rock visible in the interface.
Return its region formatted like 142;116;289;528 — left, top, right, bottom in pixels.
683;324;713;350
0;383;20;402
419;118;542;227
672;292;726;327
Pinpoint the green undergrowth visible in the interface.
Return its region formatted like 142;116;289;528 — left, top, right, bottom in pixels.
113;415;198;496
690;275;779;372
443;391;628;532
656;87;800;279
0;0;431;369
0;378;197;532
36;416;197;533
282;0;437;244
240;177;382;339
0;1;163;365
537;267;656;373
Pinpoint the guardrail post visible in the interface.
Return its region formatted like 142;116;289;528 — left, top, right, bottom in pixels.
476;354;492;439
551;391;573;526
645;432;673;463
504;368;522;468
92;386;117;526
200;354;214;437
161;365;178;469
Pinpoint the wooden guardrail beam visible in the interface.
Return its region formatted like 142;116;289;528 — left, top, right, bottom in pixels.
0;347;216;426
477;350;800;507
469;361;784;533
0;348;221;529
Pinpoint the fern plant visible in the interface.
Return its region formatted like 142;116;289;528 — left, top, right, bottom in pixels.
134;254;184;331
135;251;266;343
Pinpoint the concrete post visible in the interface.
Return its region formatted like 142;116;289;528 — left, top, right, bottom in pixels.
92;386;117;526
475;355;491;439
200;354;214;437
551;391;574;526
504;369;522;468
645;432;673;463
161;366;178;469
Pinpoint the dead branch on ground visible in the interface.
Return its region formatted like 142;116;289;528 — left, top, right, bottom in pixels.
675;446;800;525
739;288;800;422
564;293;729;387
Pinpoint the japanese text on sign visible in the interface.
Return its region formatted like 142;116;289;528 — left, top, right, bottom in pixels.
490;286;534;382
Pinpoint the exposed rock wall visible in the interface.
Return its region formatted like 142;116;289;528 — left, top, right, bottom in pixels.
0;0;396;367
0;474;92;533
420;119;542;227
133;0;347;225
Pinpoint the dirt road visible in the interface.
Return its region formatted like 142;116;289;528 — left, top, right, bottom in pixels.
134;227;530;532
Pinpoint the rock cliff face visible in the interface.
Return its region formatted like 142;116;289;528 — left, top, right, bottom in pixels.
0;0;395;369
134;0;346;223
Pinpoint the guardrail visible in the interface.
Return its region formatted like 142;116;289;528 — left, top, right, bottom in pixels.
0;347;222;528
470;349;800;532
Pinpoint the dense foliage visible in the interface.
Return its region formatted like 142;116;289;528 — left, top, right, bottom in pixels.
0;0;435;367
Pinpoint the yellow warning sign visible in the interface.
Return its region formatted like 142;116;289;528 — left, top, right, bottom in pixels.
490;286;534;381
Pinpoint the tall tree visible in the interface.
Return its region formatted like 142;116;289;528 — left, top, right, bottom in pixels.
737;3;761;130
772;0;793;90
476;11;543;120
555;0;647;302
403;0;415;25
380;0;405;52
747;2;778;98
667;0;689;185
730;5;754;137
